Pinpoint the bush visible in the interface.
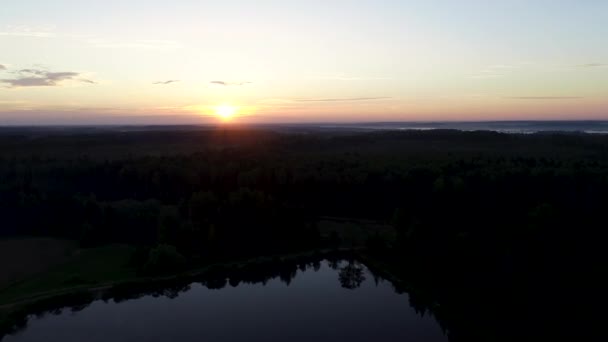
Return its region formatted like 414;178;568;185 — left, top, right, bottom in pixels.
143;244;186;275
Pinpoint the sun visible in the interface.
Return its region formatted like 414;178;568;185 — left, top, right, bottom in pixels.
214;104;238;120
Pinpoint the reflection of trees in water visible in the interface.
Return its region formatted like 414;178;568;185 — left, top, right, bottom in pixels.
338;262;366;289
279;264;298;286
1;255;371;338
204;278;227;290
147;285;192;299
229;277;241;287
372;273;381;287
313;260;321;272
1;292;96;337
408;292;430;317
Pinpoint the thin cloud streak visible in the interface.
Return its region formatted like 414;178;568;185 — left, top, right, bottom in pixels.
296;97;392;102
210;81;252;86
0;25;55;38
153;80;180;85
86;39;182;50
578;63;606;68
470;64;522;79
505;96;584;100
311;75;391;81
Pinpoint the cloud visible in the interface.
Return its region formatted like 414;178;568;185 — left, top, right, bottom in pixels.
331;77;390;81
87;39;182;50
153;80;180;85
0;64;6;71
210;81;252;86
470;64;522;79
469;73;504;79
311;75;390;81
0;68;95;88
18;68;46;75
578;63;606;68
505;96;584;100
0;25;55;38
295;97;392;102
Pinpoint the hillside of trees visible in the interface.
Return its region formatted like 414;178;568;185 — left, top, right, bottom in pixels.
1;127;607;340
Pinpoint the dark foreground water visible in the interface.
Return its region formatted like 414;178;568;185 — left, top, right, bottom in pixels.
4;260;447;342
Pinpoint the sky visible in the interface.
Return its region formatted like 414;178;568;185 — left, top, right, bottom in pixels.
1;0;607;125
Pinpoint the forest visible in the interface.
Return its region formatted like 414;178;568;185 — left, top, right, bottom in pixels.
1;126;607;341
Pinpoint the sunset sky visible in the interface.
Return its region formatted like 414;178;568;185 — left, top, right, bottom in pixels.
1;1;607;124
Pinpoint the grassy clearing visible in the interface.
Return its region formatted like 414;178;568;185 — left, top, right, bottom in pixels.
0;219;393;307
0;238;78;290
0;244;135;305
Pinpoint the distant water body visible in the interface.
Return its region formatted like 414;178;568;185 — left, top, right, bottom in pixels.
322;121;608;134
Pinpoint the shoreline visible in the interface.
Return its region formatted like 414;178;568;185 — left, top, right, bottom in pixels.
0;247;363;336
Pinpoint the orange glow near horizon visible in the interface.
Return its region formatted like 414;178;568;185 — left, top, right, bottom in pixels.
1;2;607;125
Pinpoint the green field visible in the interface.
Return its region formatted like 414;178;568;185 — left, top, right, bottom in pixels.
0;219;390;307
0;241;135;306
0;238;78;289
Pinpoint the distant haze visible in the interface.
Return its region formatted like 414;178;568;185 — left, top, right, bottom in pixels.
1;1;607;124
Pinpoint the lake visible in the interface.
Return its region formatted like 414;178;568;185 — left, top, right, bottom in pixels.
3;259;448;342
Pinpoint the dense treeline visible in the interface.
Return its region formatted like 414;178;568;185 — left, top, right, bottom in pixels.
1;127;607;340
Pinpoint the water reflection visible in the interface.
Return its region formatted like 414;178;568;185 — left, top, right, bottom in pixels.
2;257;448;342
338;261;366;290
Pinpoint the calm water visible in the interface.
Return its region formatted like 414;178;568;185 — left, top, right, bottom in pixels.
322;121;608;134
4;260;447;342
